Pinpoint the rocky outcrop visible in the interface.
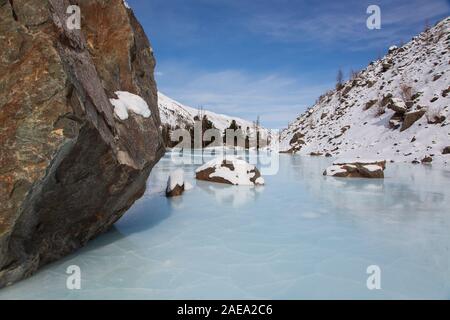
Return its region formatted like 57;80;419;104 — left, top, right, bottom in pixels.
421;156;433;164
443;147;450;155
401;109;426;132
0;0;164;287
323;161;386;178
196;157;265;186
387;98;407;114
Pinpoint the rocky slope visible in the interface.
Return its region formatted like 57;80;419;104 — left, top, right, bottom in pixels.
280;17;450;166
0;0;164;287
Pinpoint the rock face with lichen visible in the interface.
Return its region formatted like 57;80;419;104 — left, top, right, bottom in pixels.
0;0;164;287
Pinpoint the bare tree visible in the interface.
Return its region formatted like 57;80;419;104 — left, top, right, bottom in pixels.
350;69;359;80
400;83;414;101
424;19;431;32
336;69;344;90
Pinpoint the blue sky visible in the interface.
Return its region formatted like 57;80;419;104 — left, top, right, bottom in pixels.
128;0;449;128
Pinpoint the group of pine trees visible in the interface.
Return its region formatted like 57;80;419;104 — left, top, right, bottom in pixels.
162;108;266;149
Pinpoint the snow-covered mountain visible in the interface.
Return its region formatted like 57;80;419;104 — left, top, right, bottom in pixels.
280;17;450;166
158;92;257;132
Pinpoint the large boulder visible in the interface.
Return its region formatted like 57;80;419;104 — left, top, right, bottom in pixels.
0;0;164;287
323;160;386;179
196;157;265;186
289;132;305;145
387;97;407;114
401;109;426;131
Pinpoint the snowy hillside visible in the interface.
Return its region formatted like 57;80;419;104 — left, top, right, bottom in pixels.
158;92;257;132
280;17;450;166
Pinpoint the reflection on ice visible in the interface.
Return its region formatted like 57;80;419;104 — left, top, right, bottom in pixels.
197;181;264;208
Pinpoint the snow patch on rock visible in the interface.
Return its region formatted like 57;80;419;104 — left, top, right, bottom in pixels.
166;169;192;197
324;160;386;178
110;91;151;120
196;156;265;186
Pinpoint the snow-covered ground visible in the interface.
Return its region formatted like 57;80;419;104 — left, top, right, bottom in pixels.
280;17;450;166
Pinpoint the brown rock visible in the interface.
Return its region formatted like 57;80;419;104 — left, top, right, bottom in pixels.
421;156;433;163
401;110;426;131
387;97;407;114
0;0;164;287
389;113;404;130
165;170;188;197
442;87;450;97
382;62;392;72
443;147;450;155
166;185;185;197
405;101;414;108
324;161;386;179
380;94;393;107
358;165;385;178
289;132;305;145
427;114;446;124
364;99;377;110
280;147;299;154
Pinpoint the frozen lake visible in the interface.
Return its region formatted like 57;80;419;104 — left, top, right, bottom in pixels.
1;152;450;299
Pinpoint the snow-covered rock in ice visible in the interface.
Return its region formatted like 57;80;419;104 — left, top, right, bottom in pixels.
324;160;386;178
110;91;151;120
196;156;265;186
166;169;192;197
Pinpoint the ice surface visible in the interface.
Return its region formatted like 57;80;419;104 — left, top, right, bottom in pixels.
1;153;450;299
